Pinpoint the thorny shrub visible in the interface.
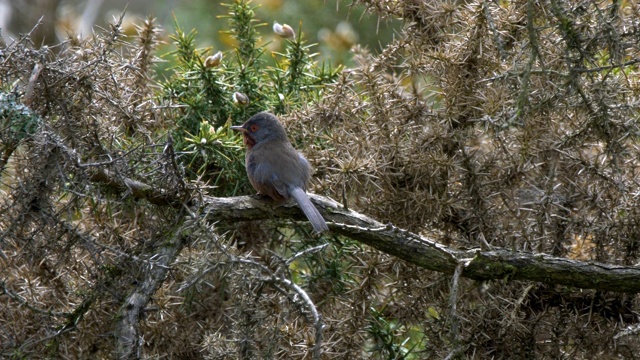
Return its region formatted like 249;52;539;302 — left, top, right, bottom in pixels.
1;0;640;359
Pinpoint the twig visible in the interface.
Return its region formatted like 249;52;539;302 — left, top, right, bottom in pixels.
286;243;329;266
1;281;69;317
448;263;464;349
270;276;323;360
483;0;507;60
234;258;324;359
614;322;640;340
23;62;44;106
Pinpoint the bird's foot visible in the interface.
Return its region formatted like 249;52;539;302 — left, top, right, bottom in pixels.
252;193;273;201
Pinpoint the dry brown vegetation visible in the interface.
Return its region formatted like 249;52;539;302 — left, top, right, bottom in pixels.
2;0;640;359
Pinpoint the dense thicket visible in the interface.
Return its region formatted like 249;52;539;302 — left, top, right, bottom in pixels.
2;0;640;358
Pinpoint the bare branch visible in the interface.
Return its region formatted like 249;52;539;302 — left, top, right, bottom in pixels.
200;194;640;294
114;217;190;360
84;167;640;294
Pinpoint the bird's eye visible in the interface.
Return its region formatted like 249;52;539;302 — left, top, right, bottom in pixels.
250;124;259;132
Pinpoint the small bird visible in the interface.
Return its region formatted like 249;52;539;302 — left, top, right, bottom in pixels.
231;112;329;233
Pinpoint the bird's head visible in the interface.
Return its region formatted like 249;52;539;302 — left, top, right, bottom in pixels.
231;112;288;149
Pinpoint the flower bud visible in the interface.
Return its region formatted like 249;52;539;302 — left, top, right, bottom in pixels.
233;92;250;106
205;51;223;68
273;22;295;39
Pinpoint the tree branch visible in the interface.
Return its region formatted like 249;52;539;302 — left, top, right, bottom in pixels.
89;170;640;293
200;193;640;294
114;219;189;359
89;168;190;207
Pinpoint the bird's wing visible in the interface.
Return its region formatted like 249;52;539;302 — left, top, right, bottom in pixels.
268;172;289;198
247;142;311;199
248;160;288;199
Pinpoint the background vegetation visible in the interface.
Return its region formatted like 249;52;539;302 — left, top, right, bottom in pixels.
2;0;640;359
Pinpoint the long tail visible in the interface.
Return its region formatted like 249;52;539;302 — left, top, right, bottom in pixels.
289;187;329;233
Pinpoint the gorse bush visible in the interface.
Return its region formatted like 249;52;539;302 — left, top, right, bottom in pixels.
2;0;640;359
162;0;340;193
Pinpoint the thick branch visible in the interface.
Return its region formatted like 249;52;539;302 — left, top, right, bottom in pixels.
89;170;640;293
201;193;640;294
114;222;188;359
90;169;189;207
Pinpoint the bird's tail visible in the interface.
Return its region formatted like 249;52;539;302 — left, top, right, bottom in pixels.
289;187;329;233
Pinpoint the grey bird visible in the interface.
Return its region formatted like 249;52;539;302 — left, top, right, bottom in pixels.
231;112;329;233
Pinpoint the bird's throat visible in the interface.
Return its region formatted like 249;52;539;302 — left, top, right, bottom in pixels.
243;133;256;149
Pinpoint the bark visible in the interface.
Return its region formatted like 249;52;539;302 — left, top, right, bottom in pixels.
114;223;188;359
200;193;640;294
91;169;640;305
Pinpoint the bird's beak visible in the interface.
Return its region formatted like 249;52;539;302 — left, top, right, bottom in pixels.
230;125;245;133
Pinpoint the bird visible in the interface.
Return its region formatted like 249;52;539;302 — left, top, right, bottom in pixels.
231;112;329;233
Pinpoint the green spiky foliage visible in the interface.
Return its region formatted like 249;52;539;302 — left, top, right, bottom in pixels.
162;0;340;194
0;93;40;173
